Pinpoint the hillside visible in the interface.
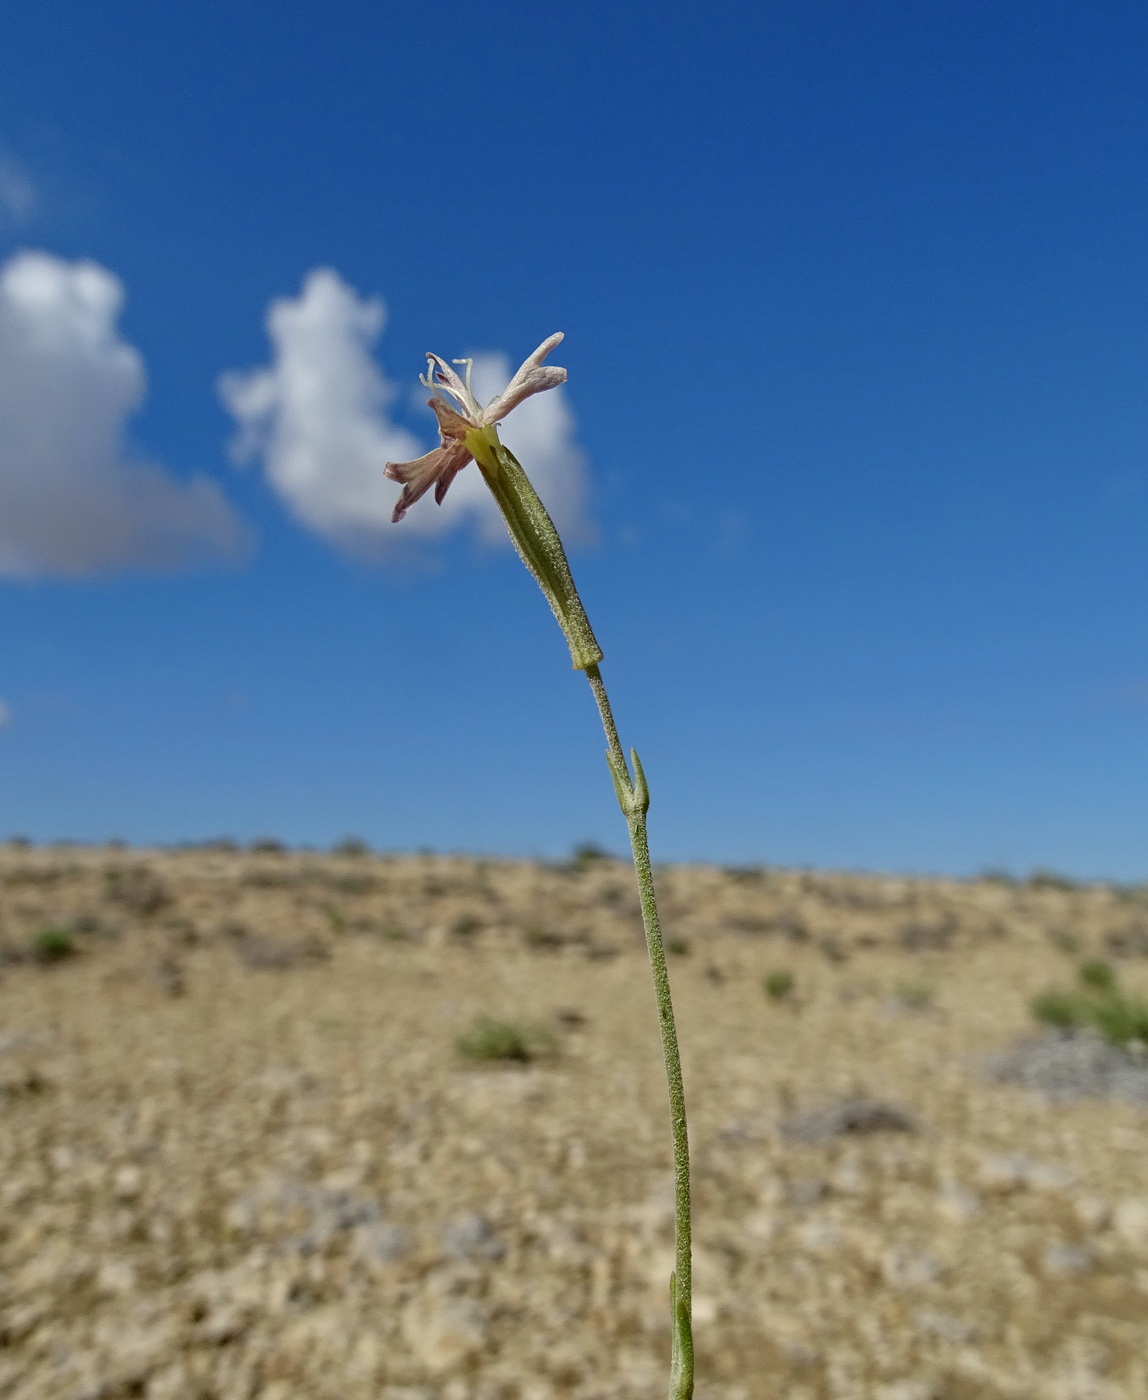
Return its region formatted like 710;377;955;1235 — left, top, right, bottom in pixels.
1;844;1147;1399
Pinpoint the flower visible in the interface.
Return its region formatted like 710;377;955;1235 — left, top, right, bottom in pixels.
384;333;567;523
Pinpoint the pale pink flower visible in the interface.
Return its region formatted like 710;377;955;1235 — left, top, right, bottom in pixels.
385;333;567;522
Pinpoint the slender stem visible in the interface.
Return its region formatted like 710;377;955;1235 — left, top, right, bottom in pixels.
585;663;694;1400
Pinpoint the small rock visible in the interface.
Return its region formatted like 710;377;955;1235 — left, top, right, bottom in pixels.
830;1158;866;1195
936;1183;981;1222
718;1119;766;1144
977;1153;1073;1194
237;936;299;970
742;1209;777;1241
1114;1198;1148;1249
915;1307;976;1343
785;1178;828;1207
781;1098;917;1143
156;957;185;997
882;1248;943;1289
986;1030;1148;1102
113;1164;143;1201
402;1295;489;1373
354;1221;412;1265
1073;1195;1111;1231
795;1218;843;1255
1042;1243;1093;1277
440;1213;504;1261
96;1258;137;1294
874;1384;938;1400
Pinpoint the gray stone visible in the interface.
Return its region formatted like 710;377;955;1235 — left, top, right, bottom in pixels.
440;1212;504;1260
1041;1243;1093;1277
781;1097;917;1143
985;1030;1148;1102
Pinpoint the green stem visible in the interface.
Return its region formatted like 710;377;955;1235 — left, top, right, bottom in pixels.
470;421;693;1397
585;663;694;1400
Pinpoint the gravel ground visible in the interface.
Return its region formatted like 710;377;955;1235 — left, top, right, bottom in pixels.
1;845;1147;1399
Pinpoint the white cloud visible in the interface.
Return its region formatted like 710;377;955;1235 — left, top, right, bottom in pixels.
220;267;594;558
0;250;246;579
0;155;35;224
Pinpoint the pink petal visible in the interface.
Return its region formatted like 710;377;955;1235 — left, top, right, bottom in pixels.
385;440;473;522
428;396;473;440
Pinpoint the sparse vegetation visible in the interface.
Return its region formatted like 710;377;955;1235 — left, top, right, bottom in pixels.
1104;923;1148;958
522;924;566;951
897;915;955;951
30;926;76;962
455;1016;555;1063
1;844;1147;1394
1028;868;1080;892
1079;959;1117;991
1032;960;1148;1045
103;864;170;917
566;841;611;874
893;980;935;1011
763;968;795;1000
723;864;767;883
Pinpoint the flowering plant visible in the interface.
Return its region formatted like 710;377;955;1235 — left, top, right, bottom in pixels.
389;335;694;1400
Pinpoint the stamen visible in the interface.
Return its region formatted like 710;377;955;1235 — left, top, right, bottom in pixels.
452;357;475;399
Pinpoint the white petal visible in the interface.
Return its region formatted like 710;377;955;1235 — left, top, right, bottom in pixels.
480;333;567;425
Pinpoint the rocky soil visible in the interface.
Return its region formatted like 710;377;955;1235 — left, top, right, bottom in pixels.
1;843;1148;1400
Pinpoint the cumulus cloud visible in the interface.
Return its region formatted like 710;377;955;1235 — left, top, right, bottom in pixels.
0;251;246;579
219;268;594;558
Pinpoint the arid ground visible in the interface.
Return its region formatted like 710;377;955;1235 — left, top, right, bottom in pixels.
1;843;1147;1400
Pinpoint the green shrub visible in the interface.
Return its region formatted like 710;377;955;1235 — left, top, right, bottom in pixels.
31;926;76;962
566;842;610;874
1028;868;1079;892
894;980;935;1011
1090;996;1148;1045
1031;989;1079;1030
1031;961;1148;1045
523;924;566;950
456;1017;555;1063
1079;959;1116;992
763;969;795;1000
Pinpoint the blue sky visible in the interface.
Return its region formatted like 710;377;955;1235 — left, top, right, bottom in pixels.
1;1;1147;877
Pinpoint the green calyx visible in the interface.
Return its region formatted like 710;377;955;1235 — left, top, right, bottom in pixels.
466;425;603;671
